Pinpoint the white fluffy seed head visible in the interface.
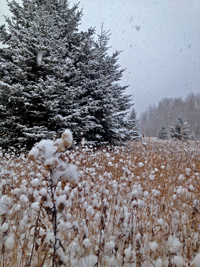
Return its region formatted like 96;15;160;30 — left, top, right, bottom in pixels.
83;238;92;248
173;256;184;267
56;129;73;152
5;235;15;250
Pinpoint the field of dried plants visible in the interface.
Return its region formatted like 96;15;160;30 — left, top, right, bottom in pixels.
0;138;200;267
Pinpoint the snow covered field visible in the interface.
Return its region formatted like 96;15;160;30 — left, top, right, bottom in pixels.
0;139;200;266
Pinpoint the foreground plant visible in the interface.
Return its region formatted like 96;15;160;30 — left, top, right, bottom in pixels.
28;129;78;267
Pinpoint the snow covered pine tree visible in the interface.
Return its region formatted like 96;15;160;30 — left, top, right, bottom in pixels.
170;114;190;140
158;124;169;140
0;0;84;150
0;0;134;150
74;29;135;145
125;106;141;141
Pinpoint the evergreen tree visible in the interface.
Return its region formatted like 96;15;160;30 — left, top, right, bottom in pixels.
125;106;141;140
158;124;168;140
0;1;134;149
77;29;134;144
0;0;87;149
170;114;189;140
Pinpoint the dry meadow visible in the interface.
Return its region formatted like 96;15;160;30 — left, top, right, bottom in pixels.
0;139;200;267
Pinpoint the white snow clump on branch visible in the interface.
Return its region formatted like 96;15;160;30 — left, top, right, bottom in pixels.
37;51;43;67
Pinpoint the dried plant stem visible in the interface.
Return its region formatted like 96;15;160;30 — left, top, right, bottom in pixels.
28;205;42;267
52;201;57;267
49;180;58;267
1;239;5;267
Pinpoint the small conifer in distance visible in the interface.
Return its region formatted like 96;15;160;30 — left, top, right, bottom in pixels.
170;114;190;140
158;124;169;140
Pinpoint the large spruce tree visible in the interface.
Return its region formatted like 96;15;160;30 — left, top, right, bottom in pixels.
0;0;84;149
0;0;136;150
75;29;135;144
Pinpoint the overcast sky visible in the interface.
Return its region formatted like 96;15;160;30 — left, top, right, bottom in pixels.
1;0;200;115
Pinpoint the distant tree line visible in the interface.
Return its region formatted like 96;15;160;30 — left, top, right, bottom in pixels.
0;0;140;151
140;93;200;140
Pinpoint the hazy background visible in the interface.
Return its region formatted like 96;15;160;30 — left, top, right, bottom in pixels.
1;0;200;115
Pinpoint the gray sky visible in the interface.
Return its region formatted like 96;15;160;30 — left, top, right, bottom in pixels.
1;0;200;115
